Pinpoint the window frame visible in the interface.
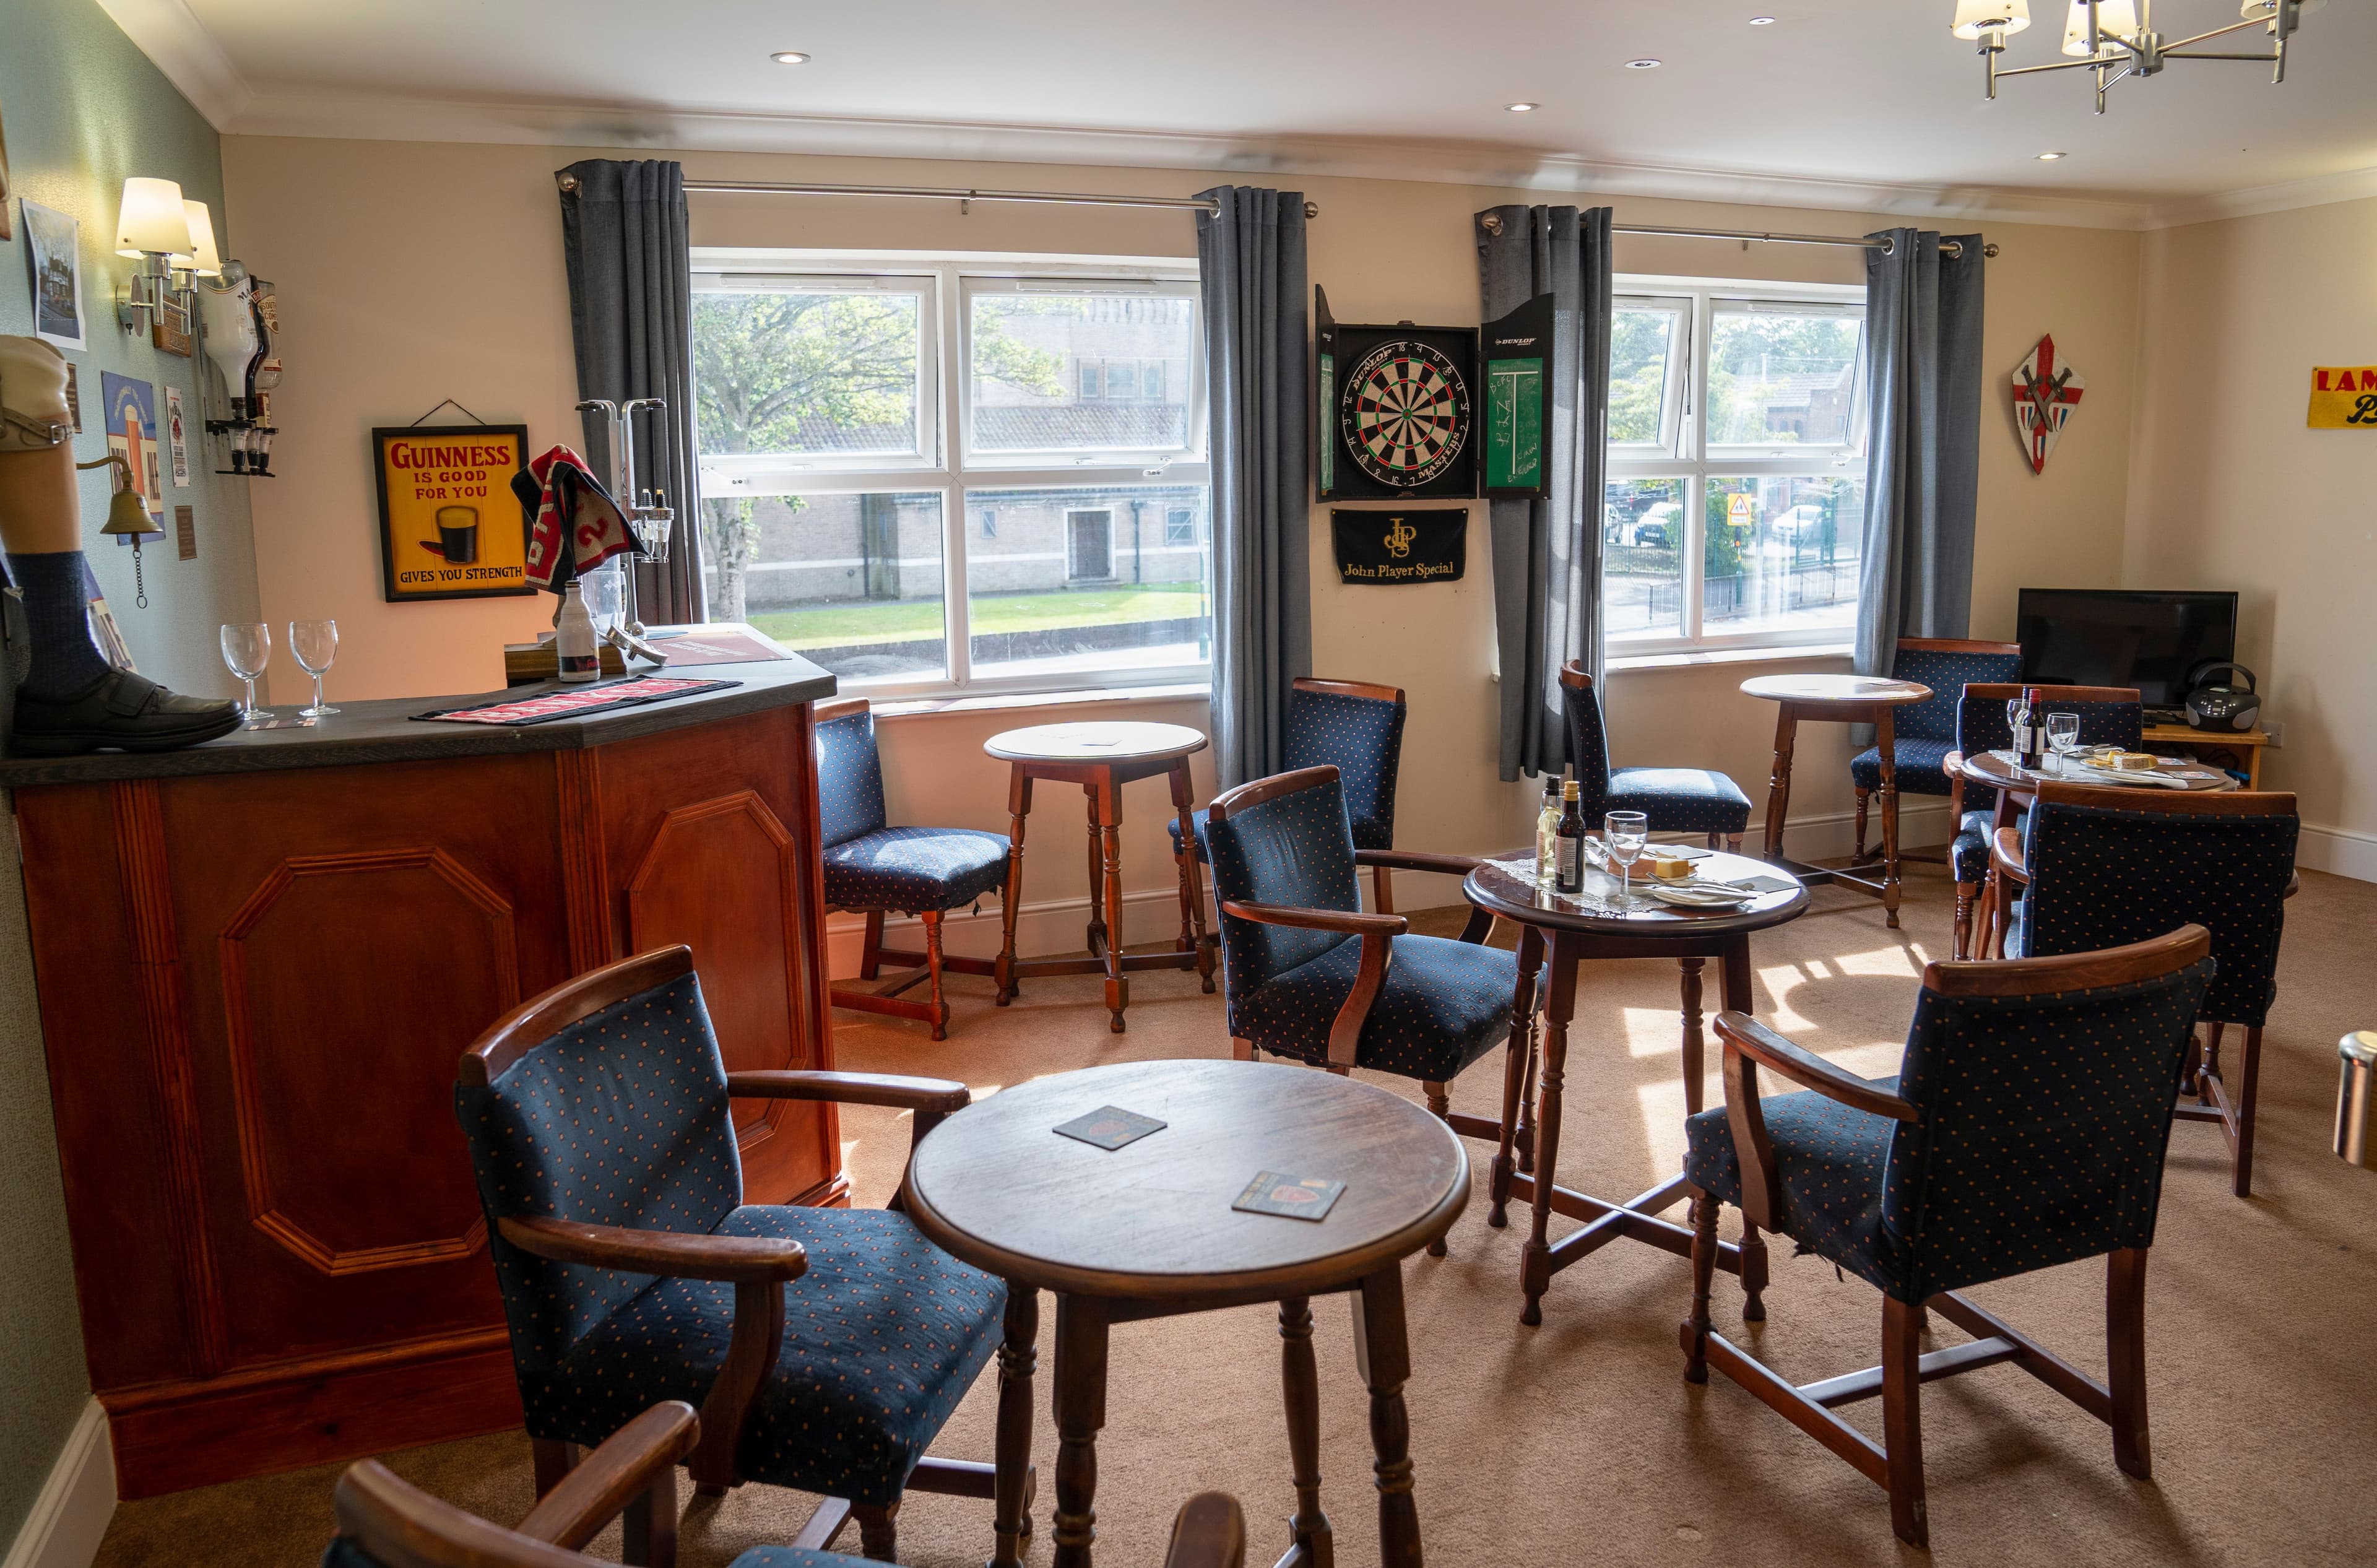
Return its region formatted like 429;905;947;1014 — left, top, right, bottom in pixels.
691;253;1212;700
1605;274;1869;656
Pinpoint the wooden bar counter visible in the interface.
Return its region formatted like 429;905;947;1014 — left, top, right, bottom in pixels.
0;657;842;1497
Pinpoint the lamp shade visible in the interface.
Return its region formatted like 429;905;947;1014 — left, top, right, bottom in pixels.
114;178;191;258
175;200;222;277
1952;0;2031;39
2063;0;2141;54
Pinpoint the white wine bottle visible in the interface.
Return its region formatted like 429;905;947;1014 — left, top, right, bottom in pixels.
556;579;599;684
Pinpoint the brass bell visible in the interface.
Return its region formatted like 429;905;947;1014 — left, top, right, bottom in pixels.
79;453;156;607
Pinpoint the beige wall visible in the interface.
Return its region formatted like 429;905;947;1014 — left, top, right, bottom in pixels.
2126;196;2377;873
220;136;2149;940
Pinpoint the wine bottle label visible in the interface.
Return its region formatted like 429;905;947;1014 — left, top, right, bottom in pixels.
1556;836;1581;890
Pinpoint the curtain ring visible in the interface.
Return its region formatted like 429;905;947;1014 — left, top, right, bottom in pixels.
556;171;580;193
1479;213;1505;236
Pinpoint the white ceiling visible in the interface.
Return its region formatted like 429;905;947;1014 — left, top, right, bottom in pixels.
107;0;2377;226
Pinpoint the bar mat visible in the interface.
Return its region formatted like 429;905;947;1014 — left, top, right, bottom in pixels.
413;677;740;727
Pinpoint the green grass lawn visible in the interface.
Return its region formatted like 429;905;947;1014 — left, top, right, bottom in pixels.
750;585;1205;649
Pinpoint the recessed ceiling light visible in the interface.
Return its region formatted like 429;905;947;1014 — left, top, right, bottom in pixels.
1625;58;1663;69
769;50;811;64
1750;14;1777;22
2037;150;2066;160
1507;101;1540;112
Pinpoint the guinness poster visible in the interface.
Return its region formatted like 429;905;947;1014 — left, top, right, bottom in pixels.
373;424;534;602
1331;508;1466;586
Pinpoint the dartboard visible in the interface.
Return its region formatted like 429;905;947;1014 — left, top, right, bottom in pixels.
1342;340;1471;488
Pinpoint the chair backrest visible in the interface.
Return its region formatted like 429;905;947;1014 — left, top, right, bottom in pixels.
1879;928;2216;1301
2020;781;2298;1027
815;697;888;848
1557;662;1614;811
1890;638;2022;742
1204;767;1361;1016
454;947;743;1373
1959;682;2144;760
1282;677;1406;851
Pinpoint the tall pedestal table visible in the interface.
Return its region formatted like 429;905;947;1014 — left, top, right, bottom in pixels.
1740;672;1932;928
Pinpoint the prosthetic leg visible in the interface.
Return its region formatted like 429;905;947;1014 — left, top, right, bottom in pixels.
0;336;240;754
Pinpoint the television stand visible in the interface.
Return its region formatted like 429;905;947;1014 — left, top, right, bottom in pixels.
2144;722;2269;788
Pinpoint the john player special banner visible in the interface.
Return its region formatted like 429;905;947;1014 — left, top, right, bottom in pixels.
1331;508;1466;585
372;424;534;602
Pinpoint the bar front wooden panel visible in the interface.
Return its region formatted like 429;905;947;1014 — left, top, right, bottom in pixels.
16;700;840;1497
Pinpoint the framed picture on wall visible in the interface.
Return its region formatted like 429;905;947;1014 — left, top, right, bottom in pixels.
371;423;534;602
22;201;84;351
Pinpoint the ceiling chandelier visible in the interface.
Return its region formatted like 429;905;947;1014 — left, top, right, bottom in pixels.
1951;0;2323;114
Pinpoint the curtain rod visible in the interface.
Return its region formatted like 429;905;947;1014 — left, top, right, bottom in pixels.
1478;212;1997;259
675;178;1322;220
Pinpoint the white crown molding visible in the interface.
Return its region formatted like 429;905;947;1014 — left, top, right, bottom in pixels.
2144;163;2377;229
93;0;254;128
210;89;2162;232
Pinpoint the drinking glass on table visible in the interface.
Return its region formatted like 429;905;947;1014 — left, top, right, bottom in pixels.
289;620;340;717
1605;810;1649;917
2046;711;2080;774
220;623;272;726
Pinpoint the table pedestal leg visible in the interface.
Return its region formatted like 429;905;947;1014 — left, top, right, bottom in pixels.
1520;934;1578;1327
1169;760;1216;994
1679;958;1705;1118
1083;787;1108;959
1052;1295;1107;1568
1762;706;1799;862
990;1284;1038;1568
1350;1266;1422;1568
1097;779;1127;1031
1279;1297;1335;1568
1877;706;1903;929
995;771;1033;1005
1489;924;1544;1229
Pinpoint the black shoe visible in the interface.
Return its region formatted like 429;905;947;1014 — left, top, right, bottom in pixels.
11;669;245;755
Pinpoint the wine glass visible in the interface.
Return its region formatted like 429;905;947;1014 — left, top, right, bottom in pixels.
578;565;624;644
289;620;340;717
1605;810;1649;918
220;623;272;726
2046;711;2081;774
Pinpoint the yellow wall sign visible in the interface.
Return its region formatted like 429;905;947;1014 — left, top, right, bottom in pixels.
2308;367;2377;429
371;424;534;602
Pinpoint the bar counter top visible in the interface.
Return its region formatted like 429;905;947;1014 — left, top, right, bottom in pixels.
0;654;837;789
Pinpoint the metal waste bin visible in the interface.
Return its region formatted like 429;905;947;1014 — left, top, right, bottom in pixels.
2338;1031;2377;1169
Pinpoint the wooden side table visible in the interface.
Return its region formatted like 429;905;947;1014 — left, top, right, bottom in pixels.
904;1059;1468;1568
1739;673;1932;928
984;721;1216;1033
2143;722;2269;787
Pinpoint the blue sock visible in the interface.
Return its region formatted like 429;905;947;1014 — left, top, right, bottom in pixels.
8;552;111;700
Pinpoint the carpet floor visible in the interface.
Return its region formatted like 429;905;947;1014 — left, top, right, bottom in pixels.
94;860;2377;1567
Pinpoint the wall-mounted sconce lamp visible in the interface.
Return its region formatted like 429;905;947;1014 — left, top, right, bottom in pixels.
114;177;194;334
174;199;223;288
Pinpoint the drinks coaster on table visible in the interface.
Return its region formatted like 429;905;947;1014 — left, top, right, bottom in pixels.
1231;1171;1346;1222
1052;1106;1167;1151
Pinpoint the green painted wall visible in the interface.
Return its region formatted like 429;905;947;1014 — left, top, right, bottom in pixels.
0;0;264;1545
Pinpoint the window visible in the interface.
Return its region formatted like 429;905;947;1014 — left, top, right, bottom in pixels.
692;261;1210;693
1604;279;1868;652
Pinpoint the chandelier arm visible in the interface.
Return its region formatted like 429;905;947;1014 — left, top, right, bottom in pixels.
2159;17;2275;51
1992;56;2118;79
2162;50;2281;61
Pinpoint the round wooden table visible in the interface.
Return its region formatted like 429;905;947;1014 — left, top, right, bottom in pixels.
1739;672;1933;927
983;721;1215;1031
1463;847;1808;1327
906;1059;1466;1568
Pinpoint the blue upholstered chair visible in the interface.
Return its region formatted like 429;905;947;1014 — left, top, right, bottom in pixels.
323;1400;1245;1568
453;946;1010;1562
1847;638;2022;864
1172;676;1408;909
1204;766;1518;1255
1679;928;2217;1549
1985;779;2300;1197
1948;683;2142;959
816;697;1014;1040
1559;661;1751;847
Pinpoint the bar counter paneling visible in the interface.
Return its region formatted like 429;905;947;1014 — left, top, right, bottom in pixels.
0;658;843;1496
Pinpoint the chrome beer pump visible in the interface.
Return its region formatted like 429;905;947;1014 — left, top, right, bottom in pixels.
574;396;677;665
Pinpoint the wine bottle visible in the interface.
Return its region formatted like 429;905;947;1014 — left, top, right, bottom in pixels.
1535;774;1563;888
1555;779;1587;896
2009;687;2034;771
2019;685;2047;771
556;579;599;683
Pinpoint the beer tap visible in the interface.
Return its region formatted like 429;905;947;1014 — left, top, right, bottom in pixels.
574;396;677;664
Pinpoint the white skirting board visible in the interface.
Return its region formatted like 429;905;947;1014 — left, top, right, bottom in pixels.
2299;820;2377;883
2;1400;115;1568
824;799;1960;978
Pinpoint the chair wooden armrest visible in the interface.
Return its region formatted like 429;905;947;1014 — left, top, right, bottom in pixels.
1991;826;2028;886
727;1070;971;1115
1354;848;1483;878
1219;901;1401;1069
496;1216;808;1284
1712;1011;1918;1232
1164;1492;1247;1568
516;1401;699;1551
1219;899;1406;937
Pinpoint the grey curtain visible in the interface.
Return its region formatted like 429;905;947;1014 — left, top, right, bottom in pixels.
1195;188;1310;789
557;158;707;623
1476;205;1613;781
1855;228;1985;680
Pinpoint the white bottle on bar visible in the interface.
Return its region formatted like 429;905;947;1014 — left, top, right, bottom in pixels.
556;579;599;683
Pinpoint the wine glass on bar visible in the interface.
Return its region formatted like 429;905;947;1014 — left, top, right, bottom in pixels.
1605;810;1649;919
220;623;272;727
290;620;340;718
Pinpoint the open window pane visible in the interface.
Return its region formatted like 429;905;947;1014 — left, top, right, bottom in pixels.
968;286;1197;457
706;490;946;681
692;284;925;462
963;484;1210;678
1705;303;1864;448
1603;478;1687;641
1702;476;1864;637
1610;301;1684;448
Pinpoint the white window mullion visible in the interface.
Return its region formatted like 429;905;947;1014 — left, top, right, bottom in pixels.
939;266;972;688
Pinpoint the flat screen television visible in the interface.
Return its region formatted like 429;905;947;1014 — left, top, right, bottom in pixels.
2015;588;2238;714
